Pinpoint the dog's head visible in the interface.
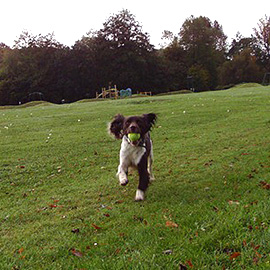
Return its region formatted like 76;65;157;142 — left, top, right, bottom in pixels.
109;113;157;142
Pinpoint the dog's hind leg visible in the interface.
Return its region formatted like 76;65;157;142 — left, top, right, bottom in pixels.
147;156;155;182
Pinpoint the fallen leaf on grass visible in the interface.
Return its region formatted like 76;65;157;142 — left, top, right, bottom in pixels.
252;250;262;265
244;201;258;208
229;252;241;260
71;228;80;234
228;200;240;205
100;204;113;210
115;200;124;204
253;245;261;250
204;160;213;166
253;257;259;265
48;204;58;208
255;251;262;258
91;223;102;230
166;220;179;228
18;247;24;254
186;260;193;268
70;248;83;257
37;206;48;212
259;181;270;190
117;231;124;236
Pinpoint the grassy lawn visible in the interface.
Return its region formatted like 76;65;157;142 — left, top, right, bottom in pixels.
1;84;270;269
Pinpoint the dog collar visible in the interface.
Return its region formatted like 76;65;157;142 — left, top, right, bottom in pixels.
138;139;146;148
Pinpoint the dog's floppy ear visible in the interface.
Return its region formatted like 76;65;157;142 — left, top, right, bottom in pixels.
143;113;157;131
109;114;125;139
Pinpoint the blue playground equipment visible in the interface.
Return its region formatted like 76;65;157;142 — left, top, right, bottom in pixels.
120;88;132;98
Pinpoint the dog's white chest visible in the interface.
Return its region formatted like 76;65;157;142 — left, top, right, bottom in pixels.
120;137;146;166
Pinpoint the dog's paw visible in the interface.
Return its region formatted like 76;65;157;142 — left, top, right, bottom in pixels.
119;178;129;186
135;189;145;201
149;175;155;182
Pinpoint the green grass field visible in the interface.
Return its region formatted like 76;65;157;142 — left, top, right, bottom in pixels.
1;84;270;269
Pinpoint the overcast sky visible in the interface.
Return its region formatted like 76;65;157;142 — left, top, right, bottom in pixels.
1;0;269;48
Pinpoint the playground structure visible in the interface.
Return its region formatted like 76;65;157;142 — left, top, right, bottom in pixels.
120;88;132;98
137;91;152;96
96;85;152;99
96;85;119;99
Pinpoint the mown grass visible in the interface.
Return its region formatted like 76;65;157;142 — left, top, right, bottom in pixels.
1;84;270;269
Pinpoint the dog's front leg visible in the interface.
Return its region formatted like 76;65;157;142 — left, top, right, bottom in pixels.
117;139;129;186
117;162;129;186
135;154;150;201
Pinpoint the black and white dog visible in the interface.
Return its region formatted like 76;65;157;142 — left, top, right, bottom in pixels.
109;113;157;201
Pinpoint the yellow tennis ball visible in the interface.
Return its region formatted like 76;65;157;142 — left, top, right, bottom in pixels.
128;133;141;142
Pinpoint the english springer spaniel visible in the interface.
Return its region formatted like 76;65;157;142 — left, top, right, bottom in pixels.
109;113;157;201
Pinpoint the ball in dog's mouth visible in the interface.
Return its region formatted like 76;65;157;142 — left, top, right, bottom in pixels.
128;133;141;144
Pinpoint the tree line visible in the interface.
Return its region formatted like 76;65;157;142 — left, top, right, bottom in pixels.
0;10;269;105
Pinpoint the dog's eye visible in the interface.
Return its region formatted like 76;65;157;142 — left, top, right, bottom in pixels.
124;120;131;128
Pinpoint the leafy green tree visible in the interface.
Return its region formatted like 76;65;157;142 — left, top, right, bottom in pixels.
74;9;167;96
228;33;254;59
0;43;11;104
72;31;106;97
159;37;188;91
0;32;78;104
219;24;267;87
188;64;210;91
0;43;10;65
179;16;227;90
253;15;270;71
13;31;62;49
97;9;159;91
218;48;261;85
101;9;153;53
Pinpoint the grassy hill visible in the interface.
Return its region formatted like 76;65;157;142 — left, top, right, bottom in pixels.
1;84;270;269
